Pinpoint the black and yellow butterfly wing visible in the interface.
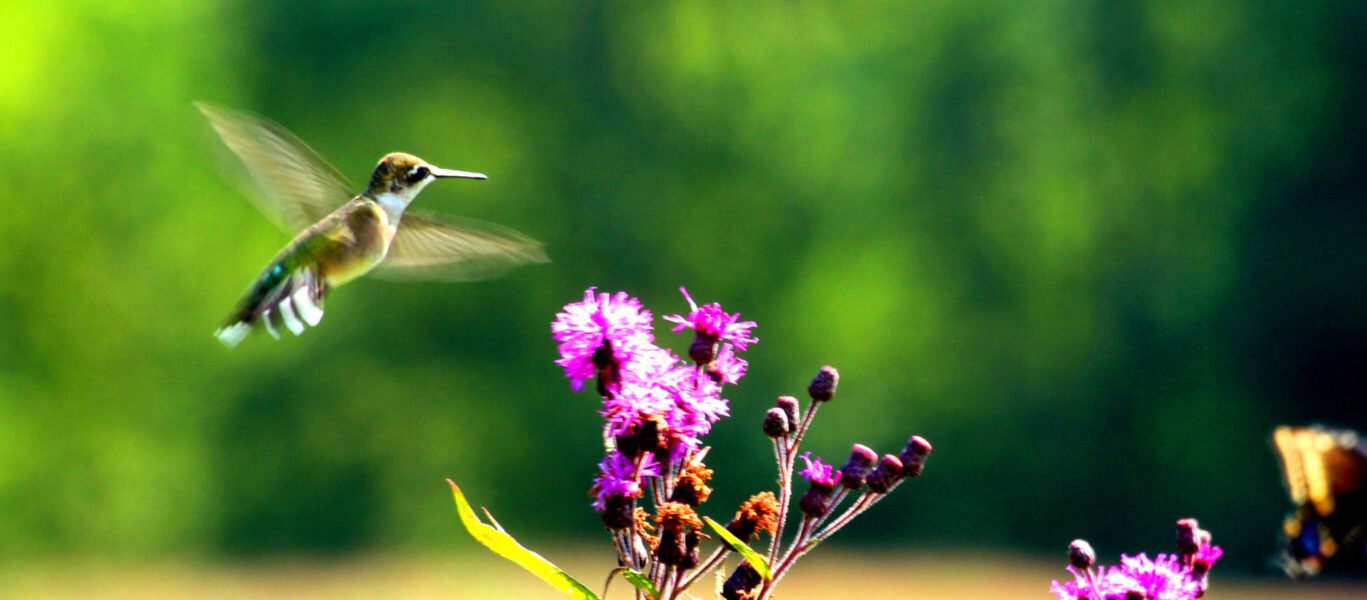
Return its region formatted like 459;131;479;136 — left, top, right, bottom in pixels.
1272;425;1367;577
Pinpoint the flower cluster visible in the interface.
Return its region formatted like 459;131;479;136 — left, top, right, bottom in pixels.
553;286;932;600
1050;519;1224;600
553;287;755;522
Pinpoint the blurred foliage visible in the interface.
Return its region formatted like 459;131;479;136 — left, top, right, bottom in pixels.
0;0;1363;571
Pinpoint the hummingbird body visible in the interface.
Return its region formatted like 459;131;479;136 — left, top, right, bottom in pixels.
200;104;548;347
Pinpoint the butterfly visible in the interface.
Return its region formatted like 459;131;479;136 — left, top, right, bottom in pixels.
1272;425;1367;577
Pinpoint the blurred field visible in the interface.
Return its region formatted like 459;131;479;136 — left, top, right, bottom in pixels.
4;550;1363;599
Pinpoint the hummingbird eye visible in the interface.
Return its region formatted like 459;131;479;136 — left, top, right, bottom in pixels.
406;167;429;184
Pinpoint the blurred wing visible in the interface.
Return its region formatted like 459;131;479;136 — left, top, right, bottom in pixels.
1275;426;1316;508
376;212;549;281
197;102;355;231
1273;425;1367;577
1275;426;1367;517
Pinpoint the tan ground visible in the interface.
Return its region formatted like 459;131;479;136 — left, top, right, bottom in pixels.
3;550;1363;599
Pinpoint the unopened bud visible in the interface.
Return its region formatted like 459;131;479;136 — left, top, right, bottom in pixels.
866;454;904;494
1176;518;1201;557
762;408;790;438
775;396;801;433
721;563;763;600
807;366;839;402
1068;539;1096;569
839;444;879;490
898;435;933;478
1125;588;1147;600
689;335;718;366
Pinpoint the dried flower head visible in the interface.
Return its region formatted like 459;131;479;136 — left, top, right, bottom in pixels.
727;491;781;542
634;507;659;552
655;502;703;566
670;455;715;506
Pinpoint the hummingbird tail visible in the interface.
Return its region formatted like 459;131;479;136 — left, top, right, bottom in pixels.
216;266;327;348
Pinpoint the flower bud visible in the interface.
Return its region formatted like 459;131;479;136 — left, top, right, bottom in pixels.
1176;518;1201;557
721;563;763;600
762;408;790;438
865;454;904;494
1068;539;1096;569
839;444;879;490
898;435;933;478
601;495;633;530
689;335;718;366
1125;589;1147;600
807;365;839;402
775;396;801;433
798;480;838;518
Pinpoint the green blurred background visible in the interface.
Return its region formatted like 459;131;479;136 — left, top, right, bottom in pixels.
1;0;1364;589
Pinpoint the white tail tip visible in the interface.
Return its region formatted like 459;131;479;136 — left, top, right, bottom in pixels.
215;322;251;348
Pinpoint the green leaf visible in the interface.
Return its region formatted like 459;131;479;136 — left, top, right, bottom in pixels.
607;568;659;599
448;479;600;599
703;516;772;581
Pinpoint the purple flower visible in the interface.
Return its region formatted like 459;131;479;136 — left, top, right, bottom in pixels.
591;450;661;511
553;288;658;393
707;344;749;385
1050;551;1224;600
665;287;758;351
798;452;841;488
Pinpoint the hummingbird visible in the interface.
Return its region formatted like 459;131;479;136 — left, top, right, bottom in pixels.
198;103;548;348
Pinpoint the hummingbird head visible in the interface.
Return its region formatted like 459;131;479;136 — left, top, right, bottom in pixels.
365;152;486;205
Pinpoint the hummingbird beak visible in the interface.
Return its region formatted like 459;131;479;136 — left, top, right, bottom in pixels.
429;166;488;180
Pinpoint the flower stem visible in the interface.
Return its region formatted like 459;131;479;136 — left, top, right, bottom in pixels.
786;401;821;463
674;546;728;594
760;516;816;600
813;493;875;540
766;437;793;567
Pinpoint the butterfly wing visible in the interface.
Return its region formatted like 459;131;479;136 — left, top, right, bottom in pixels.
1273;425;1367;577
197;102;355;231
376;211;549;282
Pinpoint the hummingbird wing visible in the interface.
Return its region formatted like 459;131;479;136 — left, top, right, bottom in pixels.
197;102;355;231
375;211;549;282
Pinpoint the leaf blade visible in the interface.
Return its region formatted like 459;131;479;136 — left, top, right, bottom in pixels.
703;516;773;581
621;569;660;598
448;479;600;599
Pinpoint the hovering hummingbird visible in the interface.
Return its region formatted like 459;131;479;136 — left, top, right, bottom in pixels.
198;103;548;348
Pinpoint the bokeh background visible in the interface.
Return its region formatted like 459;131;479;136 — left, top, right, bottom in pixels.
1;0;1364;596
